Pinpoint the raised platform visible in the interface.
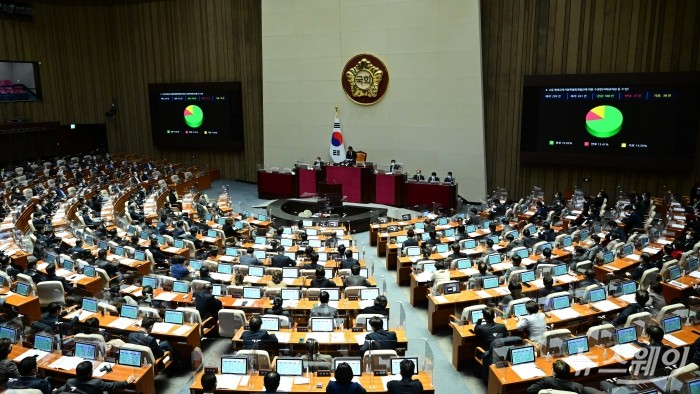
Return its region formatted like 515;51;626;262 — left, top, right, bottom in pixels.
267;199;388;233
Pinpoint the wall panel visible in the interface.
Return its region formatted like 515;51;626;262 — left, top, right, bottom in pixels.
482;0;700;201
0;0;262;181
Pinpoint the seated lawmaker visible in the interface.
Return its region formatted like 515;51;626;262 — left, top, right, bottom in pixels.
57;360;134;394
387;358;423;394
344;264;371;287
611;290;649;327
344;146;357;165
427;172;439;183
527;360;599;394
412;170;425;181
242;315;278;349
310;291;338;317
359;316;397;356
310;266;336;288
359;295;389;316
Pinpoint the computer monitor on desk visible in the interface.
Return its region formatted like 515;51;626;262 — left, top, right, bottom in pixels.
276;358;304;376
221;356;248;375
118;348;143;368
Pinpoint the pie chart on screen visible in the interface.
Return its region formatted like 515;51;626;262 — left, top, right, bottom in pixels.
184;105;203;128
585;105;623;138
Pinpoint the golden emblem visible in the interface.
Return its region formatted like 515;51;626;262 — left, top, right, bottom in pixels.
345;58;383;98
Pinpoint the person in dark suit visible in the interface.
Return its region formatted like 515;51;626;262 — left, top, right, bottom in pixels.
622;204;643;234
198;266;217;284
343;263;371;287
81;207;96;227
474;308;508;351
270;246;295;268
222;218;239;239
148;239;167;267
302;252;322;270
387;359;423;394
521;229;537;249
611;290;649;327
627;252;654;281
402;229;419;251
313;157;325;167
359;316;398;356
6;357;52;394
310;291;338;317
242;315;278;349
344;146;357;165
340;249;359;269
423;230;440;248
194;284;222;322
57;361;133;394
265;296;290;317
427;172;439;183
326;362;367;394
263;371;281;393
171;221;186;238
537;275;564;298
388;159;398;173
578;268;601;289
537;222;556;242
127;317;180;362
411;170;425;181
526;360;596;394
443;172;454;184
359;295;389;316
309;266;336;288
95;248;120;278
42;263;74;294
239;247;259;266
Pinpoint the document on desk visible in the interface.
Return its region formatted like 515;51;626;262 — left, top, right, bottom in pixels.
354;333;367;345
293;376;310;385
173;325;192;336
381;375;402;390
618;294;637;304
215;374;242;389
330;332;345;343
523;258;537;266
432;295;448;304
611;343;639;359
66;274;86;282
458;268;479;276
664;334;687;346
282;278;297;285
671;223;685;229
243;276;262;284
625;254;641;261
210;273;233;282
642;247;661;254
285;300;299;308
275;332;291;343
531;279;544;288
109;317;139;329
218;255;236;262
690;271;700;279
164;247;180;253
122;285;140;294
510;363;546;380
550;308;581;320
494;287;510;296
14;349;49;361
306;332;330;343
56;268;72;277
327;301;339;308
50;356;84;370
151;322;175;333
155;292;177;301
562;355;597;371
415;272;432;283
555;274;577;284
278;377;294;392
491;262;512;271
475;290;491;299
592;300;620;312
656;239;673;245
66;310;96;321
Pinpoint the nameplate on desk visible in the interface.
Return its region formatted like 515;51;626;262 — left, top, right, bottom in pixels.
297;327;308;332
316;370;331;377
204;367;218;374
258;369;271;376
232;294;242;299
308;297;318;301
348;296;358;301
243;325;250;330
352;327;364;332
373;370;388;376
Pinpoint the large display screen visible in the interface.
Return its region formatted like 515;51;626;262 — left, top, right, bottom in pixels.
148;82;244;150
520;73;700;168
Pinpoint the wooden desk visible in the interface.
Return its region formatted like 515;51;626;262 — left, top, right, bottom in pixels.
298;167;324;196
487;324;700;394
231;327;408;355
190;370;435;393
0;288;41;321
36;262;105;295
426;272;584;333
449;297;627;370
9;345;155;394
660;273;697;304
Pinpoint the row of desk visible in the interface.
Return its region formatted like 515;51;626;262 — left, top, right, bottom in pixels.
257;167;457;209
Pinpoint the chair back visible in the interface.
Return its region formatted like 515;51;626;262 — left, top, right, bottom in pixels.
345;286;366;298
460;305;487;321
640;268;660;290
139;306;161;318
666;363;699;392
624;312;652;337
656;303;687;323
36;281;66;307
262;314;291;328
541;329;571;356
361;349;397;371
236;349;271;370
355;314;384;328
121;343;155;365
219;309;246;337
74;333;106;354
98;302;118;315
586;324;615;347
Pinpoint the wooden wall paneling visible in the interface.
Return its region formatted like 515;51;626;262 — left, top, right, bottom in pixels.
481;0;700;202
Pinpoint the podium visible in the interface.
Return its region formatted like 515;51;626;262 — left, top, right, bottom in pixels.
374;173;404;206
403;181;457;210
298;166;325;196
325;165;373;203
257;170;299;199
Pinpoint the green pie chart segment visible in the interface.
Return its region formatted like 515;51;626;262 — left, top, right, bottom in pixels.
585;105;623;138
184;105;203;128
